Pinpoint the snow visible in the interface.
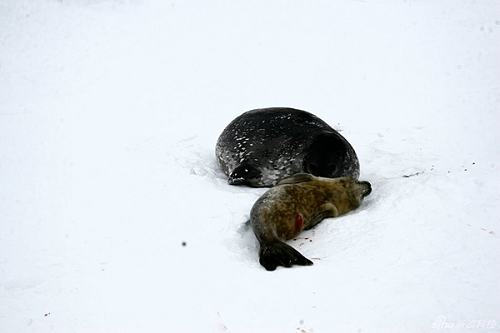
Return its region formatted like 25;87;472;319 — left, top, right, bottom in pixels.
1;0;499;332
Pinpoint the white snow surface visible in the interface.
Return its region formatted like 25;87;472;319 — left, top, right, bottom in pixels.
1;1;499;332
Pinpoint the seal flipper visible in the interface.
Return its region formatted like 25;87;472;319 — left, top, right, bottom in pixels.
259;241;313;271
304;203;338;230
276;173;315;186
228;163;262;186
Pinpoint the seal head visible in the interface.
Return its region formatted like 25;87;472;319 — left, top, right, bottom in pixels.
303;131;356;178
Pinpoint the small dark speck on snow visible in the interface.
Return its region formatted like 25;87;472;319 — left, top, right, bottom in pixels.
182;241;187;247
403;171;423;178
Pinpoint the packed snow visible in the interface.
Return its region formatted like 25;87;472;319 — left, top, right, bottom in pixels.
1;1;499;332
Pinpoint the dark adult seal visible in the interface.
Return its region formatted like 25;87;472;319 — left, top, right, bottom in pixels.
215;107;360;187
250;173;372;271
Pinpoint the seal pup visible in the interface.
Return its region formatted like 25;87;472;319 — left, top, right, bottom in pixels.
216;107;360;187
250;173;371;271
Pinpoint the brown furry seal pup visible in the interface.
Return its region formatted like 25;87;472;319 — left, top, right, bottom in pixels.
250;173;371;271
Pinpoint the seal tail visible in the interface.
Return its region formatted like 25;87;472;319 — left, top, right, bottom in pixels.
259;241;313;271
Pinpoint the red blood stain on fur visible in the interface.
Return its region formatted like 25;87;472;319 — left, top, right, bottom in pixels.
295;212;304;232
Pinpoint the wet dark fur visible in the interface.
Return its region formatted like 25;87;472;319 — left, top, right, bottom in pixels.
250;173;371;271
216;107;360;187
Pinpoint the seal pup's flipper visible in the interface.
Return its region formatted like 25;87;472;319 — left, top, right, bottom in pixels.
304;203;339;230
276;173;315;186
228;163;262;187
259;241;313;271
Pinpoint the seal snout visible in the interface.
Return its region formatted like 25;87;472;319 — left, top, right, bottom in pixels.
358;181;372;197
